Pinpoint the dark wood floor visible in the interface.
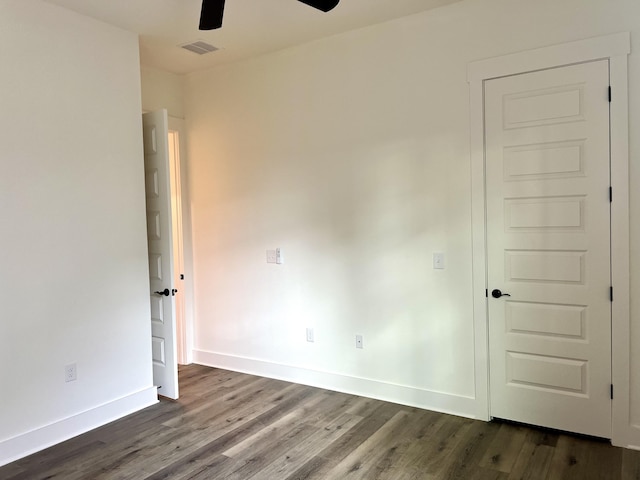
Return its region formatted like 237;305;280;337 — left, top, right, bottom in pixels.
3;364;640;479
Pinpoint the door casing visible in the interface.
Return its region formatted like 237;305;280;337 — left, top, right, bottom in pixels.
468;32;631;446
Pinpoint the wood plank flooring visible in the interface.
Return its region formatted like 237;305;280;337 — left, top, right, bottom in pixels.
3;364;640;479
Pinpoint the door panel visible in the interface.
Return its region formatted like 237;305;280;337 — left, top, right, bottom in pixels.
485;60;611;437
143;110;179;400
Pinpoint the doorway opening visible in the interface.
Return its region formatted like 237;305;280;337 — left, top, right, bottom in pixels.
143;110;193;399
167;119;193;366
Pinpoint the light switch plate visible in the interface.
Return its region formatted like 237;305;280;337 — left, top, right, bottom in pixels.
266;250;277;263
433;252;445;269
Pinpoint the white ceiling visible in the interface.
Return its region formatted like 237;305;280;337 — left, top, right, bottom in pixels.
42;0;461;74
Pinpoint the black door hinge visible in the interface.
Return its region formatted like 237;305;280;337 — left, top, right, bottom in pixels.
608;86;612;102
485;289;488;298
610;286;614;302
609;187;613;203
611;384;614;399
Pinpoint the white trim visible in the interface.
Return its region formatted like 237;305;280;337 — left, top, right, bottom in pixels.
609;53;635;448
468;33;631;444
468;32;630;82
193;350;478;420
0;387;158;467
469;77;490;421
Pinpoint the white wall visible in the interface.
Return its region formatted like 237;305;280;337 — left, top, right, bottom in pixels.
184;0;640;438
141;66;185;119
0;0;156;465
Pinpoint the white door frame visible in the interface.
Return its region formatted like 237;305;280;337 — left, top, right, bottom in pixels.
467;32;631;446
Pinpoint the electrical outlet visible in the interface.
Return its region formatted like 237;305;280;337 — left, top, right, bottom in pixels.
355;335;363;349
276;248;283;264
266;249;277;263
65;363;77;383
306;328;314;343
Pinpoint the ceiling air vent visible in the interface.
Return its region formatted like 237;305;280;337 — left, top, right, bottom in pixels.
180;41;219;55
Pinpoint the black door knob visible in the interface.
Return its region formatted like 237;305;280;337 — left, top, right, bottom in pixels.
491;289;511;299
154;288;170;296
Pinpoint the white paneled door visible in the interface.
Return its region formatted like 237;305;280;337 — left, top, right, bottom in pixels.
485;60;611;437
143;110;179;400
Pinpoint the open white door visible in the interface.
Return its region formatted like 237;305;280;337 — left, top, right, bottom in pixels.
143;110;179;399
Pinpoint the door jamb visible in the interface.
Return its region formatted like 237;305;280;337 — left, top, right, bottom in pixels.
467;32;630;446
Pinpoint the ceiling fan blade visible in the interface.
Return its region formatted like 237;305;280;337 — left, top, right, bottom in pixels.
199;0;225;30
297;0;340;13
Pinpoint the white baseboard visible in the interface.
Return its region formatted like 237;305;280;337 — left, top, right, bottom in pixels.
0;386;158;467
193;350;478;419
